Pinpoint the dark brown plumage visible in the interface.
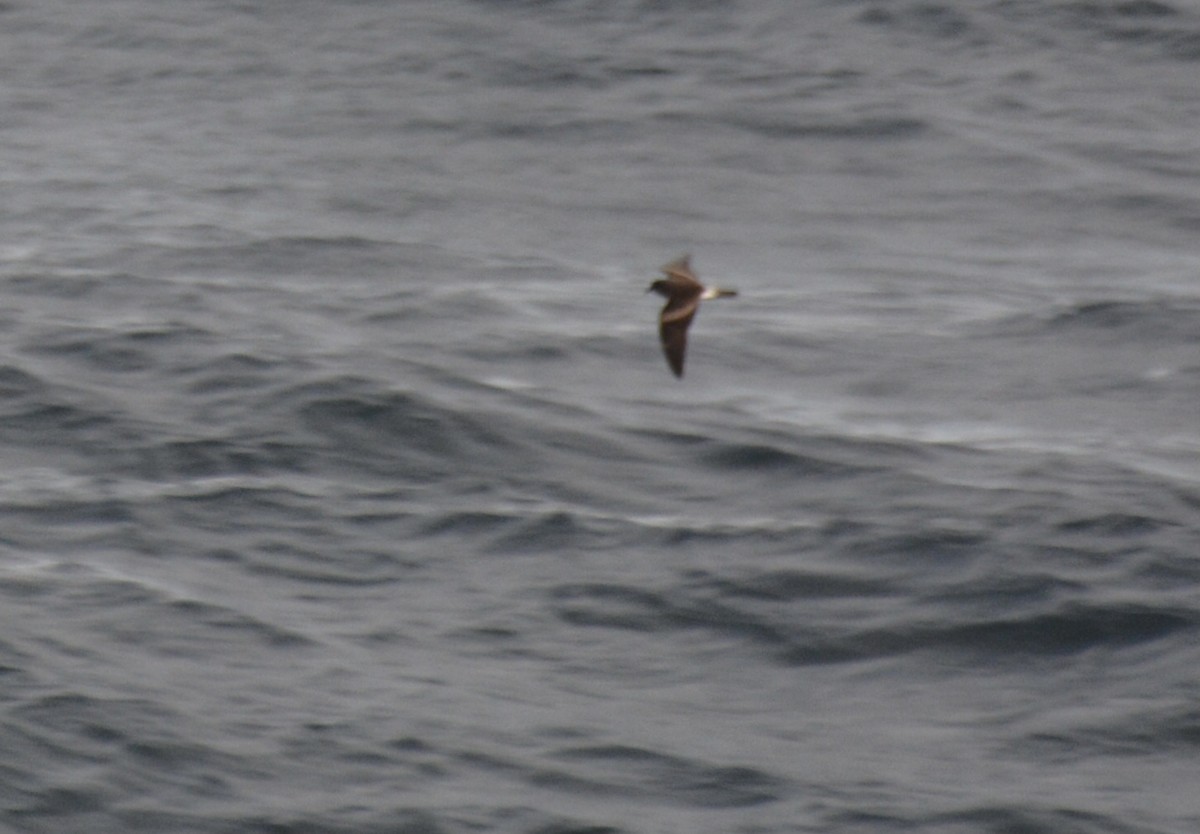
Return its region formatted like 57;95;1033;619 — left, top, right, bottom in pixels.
647;255;737;378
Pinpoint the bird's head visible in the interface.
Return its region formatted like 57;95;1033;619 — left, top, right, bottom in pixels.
647;279;671;298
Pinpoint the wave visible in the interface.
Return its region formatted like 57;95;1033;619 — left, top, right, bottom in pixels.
539;743;782;808
89;236;442;281
1;561;316;654
849;805;1155;834
1023;699;1200;760
28;322;218;375
859;0;1200;64
1055;0;1200;61
1043;298;1200;341
989;297;1200;343
550;578;1196;665
710;112;927;142
287;378;530;480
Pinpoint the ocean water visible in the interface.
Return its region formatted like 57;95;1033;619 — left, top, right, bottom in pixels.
1;1;1199;832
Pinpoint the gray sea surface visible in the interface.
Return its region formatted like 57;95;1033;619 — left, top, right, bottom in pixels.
1;1;1199;832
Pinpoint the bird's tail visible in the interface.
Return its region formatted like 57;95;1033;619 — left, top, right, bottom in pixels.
701;288;738;299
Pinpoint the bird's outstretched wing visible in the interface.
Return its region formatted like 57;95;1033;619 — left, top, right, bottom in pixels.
660;255;701;287
659;298;699;378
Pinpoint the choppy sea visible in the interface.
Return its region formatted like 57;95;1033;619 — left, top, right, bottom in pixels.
2;1;1199;832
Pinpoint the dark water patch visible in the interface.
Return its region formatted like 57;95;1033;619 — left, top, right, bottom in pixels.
482;116;634;143
720;112;928;141
808;432;938;466
155;484;321;534
1025;700;1200;760
1112;0;1180;17
126;738;234;779
107;236;413;281
992;298;1200;344
532;823;624;834
9;693;140;764
1;496;135;528
487;510;599;554
463;342;570;364
0;401;122;450
840;527;989;565
10;784;107;817
1096;190;1200;227
540;744;782;808
288;378;523;478
1111;702;1200;748
621;426;710;448
919;805;1150;834
0;638;33;667
1032;0;1200;63
1056;511;1166;536
1132;550;1200;586
130;437;310;480
27;323;216;374
221;808;448;834
13;692;208;757
0;364;48;398
9;571;316;656
1174;484;1200;511
1159;28;1200;60
55;575;164;610
925;572;1085;614
688;567;894;601
699;440;858;476
764;600;1197;667
0;662;28;686
3;272;110;300
446;623;526;651
220;235;408;277
789;602;1197;665
417;509;519;537
3;694;248;816
278;725;432;782
12;696;234;787
1048;299;1200;338
933;604;1195;654
162;598;315;651
1072;2;1200;59
629;424;883;478
362;286;517;329
0;358;146;462
551;583;671;632
858;2;977;40
181;352;290;396
822;807;912;832
242;539;404;587
648;518;819;548
550;582;790;647
459;45;608;92
67;582;309;656
550;560;1142;667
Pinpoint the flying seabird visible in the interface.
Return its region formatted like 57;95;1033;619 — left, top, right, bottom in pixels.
647;255;737;378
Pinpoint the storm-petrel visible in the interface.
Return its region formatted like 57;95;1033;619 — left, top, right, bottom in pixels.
648;255;737;378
